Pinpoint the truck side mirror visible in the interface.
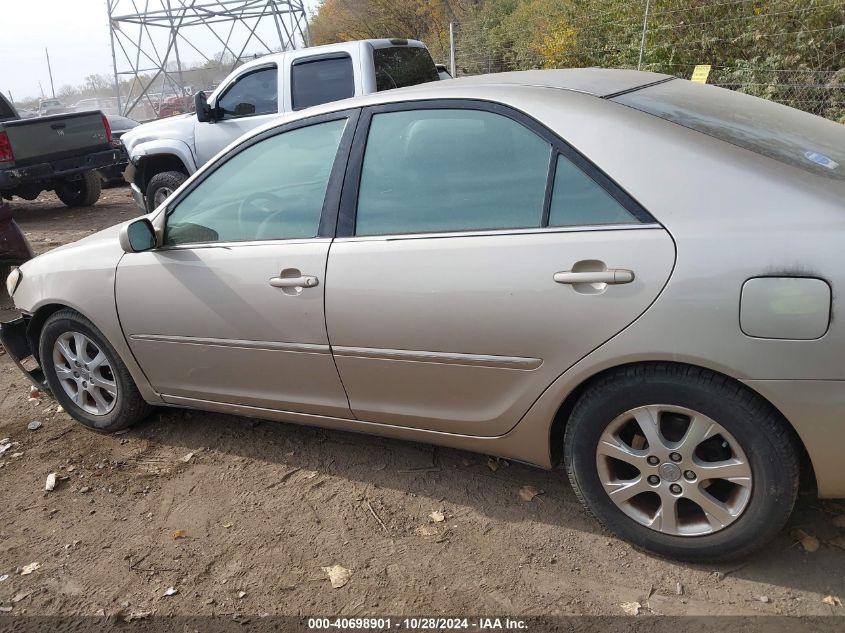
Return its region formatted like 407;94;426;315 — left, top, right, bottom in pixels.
195;91;213;123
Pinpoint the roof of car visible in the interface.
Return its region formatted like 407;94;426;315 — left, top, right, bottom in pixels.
403;68;674;98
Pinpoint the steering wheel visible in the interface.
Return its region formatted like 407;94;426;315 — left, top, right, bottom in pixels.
237;192;284;239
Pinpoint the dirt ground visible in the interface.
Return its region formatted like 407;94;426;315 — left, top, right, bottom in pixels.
1;187;844;621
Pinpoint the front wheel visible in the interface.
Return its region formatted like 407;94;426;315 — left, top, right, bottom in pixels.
39;309;153;432
564;363;799;562
55;171;102;207
145;170;187;212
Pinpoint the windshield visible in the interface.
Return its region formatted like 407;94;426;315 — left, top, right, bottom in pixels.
373;46;439;92
614;80;845;182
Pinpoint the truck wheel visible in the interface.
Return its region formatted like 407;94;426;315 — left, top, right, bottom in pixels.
39;309;153;432
146;171;187;212
55;171;102;208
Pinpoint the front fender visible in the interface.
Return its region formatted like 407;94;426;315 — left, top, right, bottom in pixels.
128;138;197;176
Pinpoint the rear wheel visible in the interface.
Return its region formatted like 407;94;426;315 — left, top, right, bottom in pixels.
145;170;187;212
55;171;102;207
39;309;153;432
564;363;799;562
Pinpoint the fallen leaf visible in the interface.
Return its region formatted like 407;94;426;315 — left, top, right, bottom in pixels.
414;525;438;537
11;591;32;603
792;529;820;552
19;562;40;576
519;485;542;501
486;458;499;472
29;386;42;399
621;601;641;616
45;473;57;492
163;587;178;597
322;565;352;589
822;595;842;607
429;510;445;523
172;530;187;540
832;516;845;529
123;611;152;622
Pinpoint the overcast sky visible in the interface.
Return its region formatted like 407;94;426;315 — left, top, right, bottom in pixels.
2;0;320;104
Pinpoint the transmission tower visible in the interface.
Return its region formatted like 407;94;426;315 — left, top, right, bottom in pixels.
107;0;309;118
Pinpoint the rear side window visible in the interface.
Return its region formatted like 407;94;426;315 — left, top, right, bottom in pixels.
373;46;440;92
549;155;639;227
355;109;551;236
614;80;845;182
0;95;17;121
291;55;354;111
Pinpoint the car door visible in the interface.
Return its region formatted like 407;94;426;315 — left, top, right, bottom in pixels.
325;102;676;436
194;65;282;167
116;110;358;418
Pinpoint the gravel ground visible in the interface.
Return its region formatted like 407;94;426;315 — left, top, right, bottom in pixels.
1;188;844;621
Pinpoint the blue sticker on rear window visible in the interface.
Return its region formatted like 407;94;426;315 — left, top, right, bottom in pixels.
804;151;839;170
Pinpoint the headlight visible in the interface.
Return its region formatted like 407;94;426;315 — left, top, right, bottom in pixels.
5;266;21;296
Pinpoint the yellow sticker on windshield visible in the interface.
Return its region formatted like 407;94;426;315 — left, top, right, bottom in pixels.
691;65;712;84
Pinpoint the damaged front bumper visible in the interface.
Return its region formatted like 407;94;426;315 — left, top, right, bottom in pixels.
0;317;49;392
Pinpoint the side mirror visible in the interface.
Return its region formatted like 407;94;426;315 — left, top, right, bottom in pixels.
194;91;213;123
234;102;256;117
119;218;157;253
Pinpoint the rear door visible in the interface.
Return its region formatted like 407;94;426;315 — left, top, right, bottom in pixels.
325;102;675;437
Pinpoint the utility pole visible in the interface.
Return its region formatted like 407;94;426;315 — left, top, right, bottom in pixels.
107;2;123;114
637;0;651;71
449;22;456;77
45;48;56;98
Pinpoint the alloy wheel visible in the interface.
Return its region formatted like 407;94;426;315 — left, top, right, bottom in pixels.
595;404;752;536
52;331;118;416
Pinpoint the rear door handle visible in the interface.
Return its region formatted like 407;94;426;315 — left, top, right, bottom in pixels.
553;269;635;285
269;275;319;288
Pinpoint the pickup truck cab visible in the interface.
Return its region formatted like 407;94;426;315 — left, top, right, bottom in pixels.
1;93;122;208
122;38;441;211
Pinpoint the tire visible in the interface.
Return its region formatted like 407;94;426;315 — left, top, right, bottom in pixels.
145;170;187;213
563;363;799;562
55;171;102;208
39;309;153;432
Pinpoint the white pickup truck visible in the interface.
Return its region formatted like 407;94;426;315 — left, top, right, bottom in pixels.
122;38;443;211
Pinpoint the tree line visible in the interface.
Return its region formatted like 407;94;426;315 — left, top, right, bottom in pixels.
310;0;845;121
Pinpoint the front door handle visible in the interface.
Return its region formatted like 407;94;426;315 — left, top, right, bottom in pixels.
269;275;319;288
553;269;635;285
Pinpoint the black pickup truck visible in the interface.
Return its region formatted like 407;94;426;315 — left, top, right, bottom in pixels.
0;92;123;207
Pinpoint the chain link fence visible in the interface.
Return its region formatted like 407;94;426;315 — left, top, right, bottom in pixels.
451;1;845;121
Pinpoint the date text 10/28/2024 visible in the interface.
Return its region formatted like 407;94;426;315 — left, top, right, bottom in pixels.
307;618;528;630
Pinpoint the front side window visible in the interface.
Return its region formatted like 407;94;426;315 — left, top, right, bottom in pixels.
217;67;278;119
373;46;440;92
291;56;354;111
355;109;552;236
165;118;346;246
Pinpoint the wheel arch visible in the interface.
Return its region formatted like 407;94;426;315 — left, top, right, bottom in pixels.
548;360;816;490
133;152;191;193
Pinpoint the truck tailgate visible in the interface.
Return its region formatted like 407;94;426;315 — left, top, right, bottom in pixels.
3;111;110;166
